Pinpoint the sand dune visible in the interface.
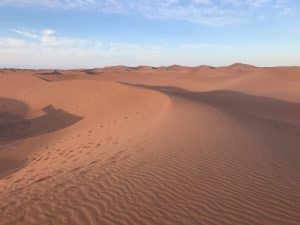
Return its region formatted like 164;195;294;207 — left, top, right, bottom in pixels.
0;65;300;225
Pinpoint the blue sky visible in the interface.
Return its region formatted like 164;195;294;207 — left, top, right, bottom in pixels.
0;0;300;68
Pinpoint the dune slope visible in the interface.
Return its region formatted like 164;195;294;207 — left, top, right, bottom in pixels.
0;67;300;225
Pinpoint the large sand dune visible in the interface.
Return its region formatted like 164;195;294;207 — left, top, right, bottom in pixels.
0;65;299;225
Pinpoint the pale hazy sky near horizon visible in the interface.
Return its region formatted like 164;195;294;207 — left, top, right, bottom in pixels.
0;0;300;68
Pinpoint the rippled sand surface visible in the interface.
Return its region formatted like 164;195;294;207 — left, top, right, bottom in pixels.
1;65;300;225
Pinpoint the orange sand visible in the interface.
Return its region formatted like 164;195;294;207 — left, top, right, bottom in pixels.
0;64;299;225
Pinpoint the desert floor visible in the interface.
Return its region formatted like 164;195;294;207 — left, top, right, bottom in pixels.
0;64;300;225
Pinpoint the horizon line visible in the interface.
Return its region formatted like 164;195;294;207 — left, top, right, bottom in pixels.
1;62;300;71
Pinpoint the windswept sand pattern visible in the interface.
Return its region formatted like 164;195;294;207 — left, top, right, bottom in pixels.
0;67;300;225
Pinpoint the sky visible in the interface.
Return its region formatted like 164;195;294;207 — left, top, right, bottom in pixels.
0;0;300;68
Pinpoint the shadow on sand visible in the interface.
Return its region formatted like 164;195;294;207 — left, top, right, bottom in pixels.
0;98;83;178
38;70;62;75
0;98;83;143
121;82;300;169
120;82;300;127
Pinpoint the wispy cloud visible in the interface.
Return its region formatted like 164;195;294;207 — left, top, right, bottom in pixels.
10;29;39;39
1;0;297;25
0;28;166;68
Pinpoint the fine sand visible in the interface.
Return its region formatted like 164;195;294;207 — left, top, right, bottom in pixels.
0;64;299;225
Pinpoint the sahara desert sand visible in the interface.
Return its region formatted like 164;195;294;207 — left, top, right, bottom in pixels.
0;64;299;225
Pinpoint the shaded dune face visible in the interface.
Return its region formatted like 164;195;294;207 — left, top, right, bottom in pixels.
0;99;82;143
0;98;29;116
122;83;300;167
121;83;300;126
0;98;82;178
0;98;29;142
38;70;62;76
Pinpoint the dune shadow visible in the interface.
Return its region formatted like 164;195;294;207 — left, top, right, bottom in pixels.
0;98;83;143
121;82;300;169
120;82;300;132
38;70;62;76
83;69;100;75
